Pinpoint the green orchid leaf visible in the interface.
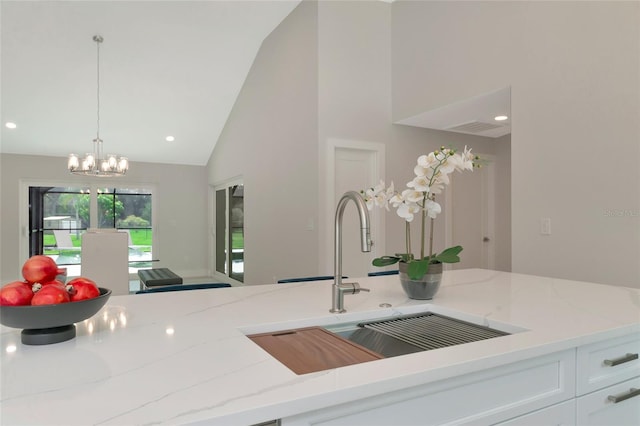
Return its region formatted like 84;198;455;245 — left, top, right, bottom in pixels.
407;259;430;280
372;256;401;267
433;245;463;263
395;253;414;262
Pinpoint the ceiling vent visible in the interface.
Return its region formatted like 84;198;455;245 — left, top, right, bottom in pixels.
446;120;504;134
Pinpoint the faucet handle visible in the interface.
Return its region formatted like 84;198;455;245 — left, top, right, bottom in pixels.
343;282;370;294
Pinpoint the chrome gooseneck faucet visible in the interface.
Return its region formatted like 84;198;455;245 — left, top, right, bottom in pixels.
331;191;372;313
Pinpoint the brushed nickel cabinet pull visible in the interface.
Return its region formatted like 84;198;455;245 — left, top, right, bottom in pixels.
607;388;640;404
603;352;638;366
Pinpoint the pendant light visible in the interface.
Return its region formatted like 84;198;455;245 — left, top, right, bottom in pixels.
68;35;128;177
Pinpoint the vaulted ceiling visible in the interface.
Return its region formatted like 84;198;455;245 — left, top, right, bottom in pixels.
1;1;510;168
0;0;300;166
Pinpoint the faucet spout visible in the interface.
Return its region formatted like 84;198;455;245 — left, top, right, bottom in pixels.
331;191;372;313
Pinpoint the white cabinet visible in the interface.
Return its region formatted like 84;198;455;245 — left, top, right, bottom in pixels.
283;350;575;426
494;400;575;426
576;377;640;425
576;334;640;425
281;333;639;426
576;334;640;395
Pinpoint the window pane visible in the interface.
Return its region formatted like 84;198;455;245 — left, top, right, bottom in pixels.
29;186;154;276
31;186;88;267
216;189;227;275
97;189;118;228
229;185;244;282
98;188;154;270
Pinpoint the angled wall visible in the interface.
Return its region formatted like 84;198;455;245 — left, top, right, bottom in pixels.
208;0;320;284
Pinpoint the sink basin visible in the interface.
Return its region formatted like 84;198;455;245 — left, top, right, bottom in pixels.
243;308;523;374
323;311;511;358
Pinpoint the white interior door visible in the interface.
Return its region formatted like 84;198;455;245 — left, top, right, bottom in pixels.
331;142;384;279
450;155;495;270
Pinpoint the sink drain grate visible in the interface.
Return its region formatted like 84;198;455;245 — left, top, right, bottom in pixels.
358;312;509;351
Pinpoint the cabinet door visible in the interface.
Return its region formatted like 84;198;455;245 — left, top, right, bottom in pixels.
494;400;575;426
576;377;640;426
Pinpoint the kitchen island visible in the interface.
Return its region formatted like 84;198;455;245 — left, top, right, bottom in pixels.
1;269;639;425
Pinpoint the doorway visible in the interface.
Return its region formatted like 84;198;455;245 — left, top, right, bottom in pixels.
327;139;385;278
449;154;496;270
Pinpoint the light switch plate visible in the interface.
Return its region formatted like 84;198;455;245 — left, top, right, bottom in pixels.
540;218;551;235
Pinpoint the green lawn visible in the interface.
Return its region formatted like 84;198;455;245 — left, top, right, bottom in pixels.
44;229;153;253
232;230;244;249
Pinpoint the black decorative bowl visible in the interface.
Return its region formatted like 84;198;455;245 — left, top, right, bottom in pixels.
0;287;112;345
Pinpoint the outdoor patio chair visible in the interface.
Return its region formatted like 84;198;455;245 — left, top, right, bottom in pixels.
52;230;75;250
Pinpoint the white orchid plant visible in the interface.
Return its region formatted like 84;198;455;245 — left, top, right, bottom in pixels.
363;146;480;280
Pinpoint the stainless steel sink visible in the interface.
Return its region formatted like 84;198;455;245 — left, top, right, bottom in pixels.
324;312;510;358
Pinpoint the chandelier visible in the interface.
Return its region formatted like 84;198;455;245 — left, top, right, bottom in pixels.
68;35;128;177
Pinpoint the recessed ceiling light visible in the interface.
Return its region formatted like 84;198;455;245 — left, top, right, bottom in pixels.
5;122;17;129
494;115;508;121
165;136;175;142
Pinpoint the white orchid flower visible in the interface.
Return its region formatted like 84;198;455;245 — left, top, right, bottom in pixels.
397;201;420;222
460;146;475;170
433;170;450;186
389;192;404;208
425;199;441;219
401;188;423;203
364;180;388;210
438;159;455;175
447;153;464;172
382;182;395;210
426;182;442;194
447;151;473;172
364;189;376;210
414;163;428;177
407;175;430;192
417;152;438;169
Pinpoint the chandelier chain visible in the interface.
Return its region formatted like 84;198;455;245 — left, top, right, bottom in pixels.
95;35;101;141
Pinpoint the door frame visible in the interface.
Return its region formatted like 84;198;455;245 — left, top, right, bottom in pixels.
321;138;386;276
445;153;496;270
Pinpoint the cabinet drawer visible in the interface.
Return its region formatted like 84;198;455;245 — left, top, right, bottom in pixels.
577;334;640;395
283;350;575;426
576;376;640;426
494;399;575;426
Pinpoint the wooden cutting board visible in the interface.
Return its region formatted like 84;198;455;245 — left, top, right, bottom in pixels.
248;326;383;374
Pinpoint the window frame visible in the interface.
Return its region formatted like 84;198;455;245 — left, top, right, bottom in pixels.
20;179;158;278
211;177;244;285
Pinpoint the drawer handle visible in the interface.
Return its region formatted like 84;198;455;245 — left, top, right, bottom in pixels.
607;387;640;404
603;352;638;367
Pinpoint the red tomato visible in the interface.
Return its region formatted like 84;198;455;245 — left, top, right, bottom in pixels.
31;283;70;306
66;277;100;301
21;255;61;284
0;281;34;306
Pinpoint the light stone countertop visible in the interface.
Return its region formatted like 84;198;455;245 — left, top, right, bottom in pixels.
1;269;639;425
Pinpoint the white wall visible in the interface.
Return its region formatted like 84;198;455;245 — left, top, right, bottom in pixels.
207;0;513;284
392;1;639;288
316;0;393;275
0;153;209;283
493;134;512;272
207;0;319;285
